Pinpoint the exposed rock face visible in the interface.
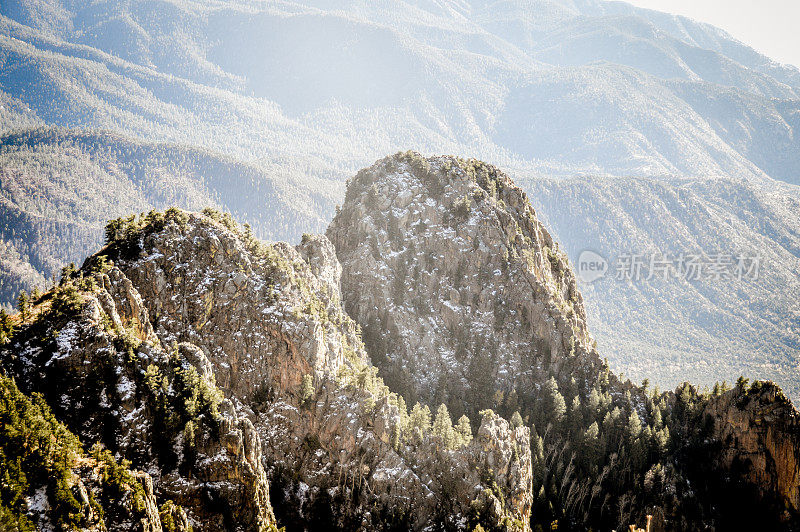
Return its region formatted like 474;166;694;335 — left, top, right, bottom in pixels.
130;472;167;532
61;457;172;532
1;264;276;531
704;383;800;520
1;207;534;530
328;152;800;530
297;232;344;300
259;387;533;530
96;209;533;530
328;151;608;415
108;212;355;402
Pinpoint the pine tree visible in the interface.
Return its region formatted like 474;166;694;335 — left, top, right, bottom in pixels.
627;410;642;442
568;395;582;434
587;387;601;416
652;406;663;429
654;426;670;455
651;385;660;401
0;309;11;343
736;376;750;392
582;421;601;469
60;263;77;286
17;291;29;324
532;430;544;462
433;404;455;448
299;374;314;407
584;421;600;441
642;425;653;446
603;407;621;441
510;410;523;429
455;415;472;445
410;403;432;433
396;395;409;430
545;377;566;424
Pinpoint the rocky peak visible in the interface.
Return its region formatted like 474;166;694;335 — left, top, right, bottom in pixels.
328;152;800;530
328;151;603;416
102;209;355;399
92;207;534;530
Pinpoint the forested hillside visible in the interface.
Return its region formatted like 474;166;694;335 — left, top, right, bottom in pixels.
525;175;800;398
0;127;330;307
1;0;800;398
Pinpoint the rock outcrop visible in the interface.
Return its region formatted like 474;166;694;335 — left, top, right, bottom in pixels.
328;151;613;417
704;382;800;521
327;152;800;530
92;208;533;530
1;260;276;530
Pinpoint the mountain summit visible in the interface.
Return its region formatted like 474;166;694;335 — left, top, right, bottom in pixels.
328;151;602;417
331;152;800;530
2;155;800;529
1;205;533;531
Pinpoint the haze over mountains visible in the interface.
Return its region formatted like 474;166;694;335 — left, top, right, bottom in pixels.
1;0;799;396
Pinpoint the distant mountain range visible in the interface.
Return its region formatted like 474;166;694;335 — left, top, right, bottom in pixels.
526;174;800;394
1;0;799;397
0;127;329;307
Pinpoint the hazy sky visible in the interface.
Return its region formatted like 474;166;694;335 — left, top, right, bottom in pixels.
624;0;800;68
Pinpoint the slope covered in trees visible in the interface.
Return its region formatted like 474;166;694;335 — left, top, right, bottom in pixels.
524;174;800;399
0;373;189;530
0;127;330;307
1;0;799;182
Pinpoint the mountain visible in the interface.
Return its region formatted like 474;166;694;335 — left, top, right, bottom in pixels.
2;0;800;181
2;159;799;530
1;205;534;531
0;127;330;308
523;174;800;398
1;0;800;398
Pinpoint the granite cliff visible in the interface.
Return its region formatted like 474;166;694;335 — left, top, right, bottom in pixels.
1;206;532;531
0;153;798;531
329;152;800;531
328;151;609;419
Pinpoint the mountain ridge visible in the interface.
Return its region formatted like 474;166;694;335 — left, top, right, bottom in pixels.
2;0;800;406
2;155;800;529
